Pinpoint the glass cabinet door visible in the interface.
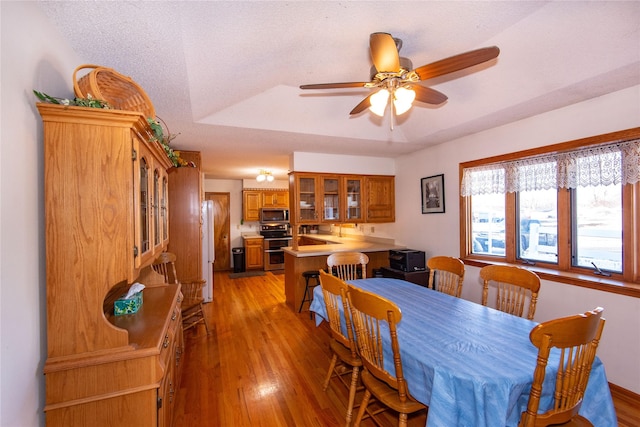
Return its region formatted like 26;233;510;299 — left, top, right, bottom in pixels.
139;157;150;256
345;177;364;222
153;168;161;248
297;176;317;222
161;174;169;244
321;176;340;222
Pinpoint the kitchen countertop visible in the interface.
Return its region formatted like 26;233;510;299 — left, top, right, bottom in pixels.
284;234;405;257
241;233;264;239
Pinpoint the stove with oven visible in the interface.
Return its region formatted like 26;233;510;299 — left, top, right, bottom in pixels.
260;223;292;270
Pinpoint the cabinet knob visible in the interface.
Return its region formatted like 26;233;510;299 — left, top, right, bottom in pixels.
163;335;170;348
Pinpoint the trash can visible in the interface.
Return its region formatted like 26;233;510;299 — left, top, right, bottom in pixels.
232;247;245;273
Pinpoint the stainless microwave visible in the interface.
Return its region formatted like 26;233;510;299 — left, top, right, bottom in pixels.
260;208;289;223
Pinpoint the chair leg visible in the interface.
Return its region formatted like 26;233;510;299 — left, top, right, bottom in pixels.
345;366;360;427
323;353;338;391
398;412;409;427
353;389;371;427
200;303;210;334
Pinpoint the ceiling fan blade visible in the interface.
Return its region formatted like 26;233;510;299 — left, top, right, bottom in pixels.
350;94;374;115
370;32;400;73
414;46;500;81
300;82;369;90
412;85;448;105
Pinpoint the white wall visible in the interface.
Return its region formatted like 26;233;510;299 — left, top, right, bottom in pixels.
291;152;395;176
391;86;640;393
1;3;83;426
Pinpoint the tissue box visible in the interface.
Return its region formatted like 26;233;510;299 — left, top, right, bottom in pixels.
114;291;143;316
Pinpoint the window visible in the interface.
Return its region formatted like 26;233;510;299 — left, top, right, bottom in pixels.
572;184;622;272
460;128;640;293
518;189;558;263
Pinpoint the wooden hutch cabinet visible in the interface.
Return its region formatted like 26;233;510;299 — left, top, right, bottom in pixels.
38;104;182;427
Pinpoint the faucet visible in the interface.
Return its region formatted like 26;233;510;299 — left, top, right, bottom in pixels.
338;223;343;238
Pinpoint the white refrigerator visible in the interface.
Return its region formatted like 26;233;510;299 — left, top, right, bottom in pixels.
201;200;215;302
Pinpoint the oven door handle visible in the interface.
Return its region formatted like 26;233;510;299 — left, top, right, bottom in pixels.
265;249;285;253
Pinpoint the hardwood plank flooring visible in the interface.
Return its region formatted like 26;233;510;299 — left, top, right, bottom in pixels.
173;271;639;427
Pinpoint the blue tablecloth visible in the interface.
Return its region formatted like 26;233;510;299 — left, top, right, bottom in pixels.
310;278;617;427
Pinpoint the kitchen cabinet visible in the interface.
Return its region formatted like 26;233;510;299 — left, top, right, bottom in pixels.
289;172;393;225
262;190;289;208
168;150;202;282
243;189;289;221
243;190;262;221
244;237;264;270
320;176;341;222
37;103;180;427
344;176;365;222
365;175;395;223
290;173;320;223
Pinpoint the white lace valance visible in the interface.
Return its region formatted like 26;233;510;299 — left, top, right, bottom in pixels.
461;139;640;196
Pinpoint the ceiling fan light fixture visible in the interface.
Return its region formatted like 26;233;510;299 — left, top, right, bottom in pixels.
369;89;390;117
393;86;416;115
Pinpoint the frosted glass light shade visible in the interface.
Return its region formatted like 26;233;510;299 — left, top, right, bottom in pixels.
369;89;390;117
393;87;416;115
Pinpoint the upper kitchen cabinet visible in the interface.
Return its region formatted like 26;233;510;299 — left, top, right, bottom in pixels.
320;175;341;222
365;175;395;222
290;173;320;224
289;172;393;224
243;190;262;222
168;150;202;282
243;189;289;221
262;190;289;208
343;176;365;223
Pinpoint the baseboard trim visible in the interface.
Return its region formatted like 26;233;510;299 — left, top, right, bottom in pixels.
609;382;640;405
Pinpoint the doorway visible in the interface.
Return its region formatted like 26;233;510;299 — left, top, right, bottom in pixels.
205;192;231;271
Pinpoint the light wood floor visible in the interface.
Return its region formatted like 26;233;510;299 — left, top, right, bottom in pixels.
173;271;640;427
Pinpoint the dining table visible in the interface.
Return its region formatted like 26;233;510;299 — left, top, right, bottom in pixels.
309;277;617;427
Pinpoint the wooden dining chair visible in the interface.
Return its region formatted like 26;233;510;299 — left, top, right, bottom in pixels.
153;252;209;334
327;252;369;280
426;256;465;297
480;264;541;320
318;269;363;426
152;252;179;284
348;285;427;427
519;307;605;427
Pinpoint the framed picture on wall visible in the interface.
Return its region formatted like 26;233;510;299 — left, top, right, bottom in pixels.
421;174;445;214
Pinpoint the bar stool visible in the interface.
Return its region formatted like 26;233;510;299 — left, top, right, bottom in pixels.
298;270;321;317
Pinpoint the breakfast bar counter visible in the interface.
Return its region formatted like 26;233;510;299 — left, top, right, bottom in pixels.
283;235;404;311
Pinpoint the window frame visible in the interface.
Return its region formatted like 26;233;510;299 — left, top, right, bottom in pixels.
459;127;640;298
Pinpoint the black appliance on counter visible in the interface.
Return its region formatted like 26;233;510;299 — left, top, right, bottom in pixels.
260;223;292;270
389;249;426;272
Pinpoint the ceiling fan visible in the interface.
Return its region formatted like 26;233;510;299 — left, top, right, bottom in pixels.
300;32;499;123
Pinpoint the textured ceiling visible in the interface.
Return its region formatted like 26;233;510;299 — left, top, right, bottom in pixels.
37;1;640;180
